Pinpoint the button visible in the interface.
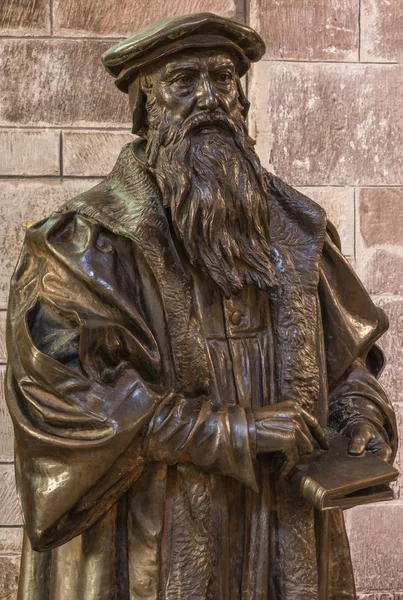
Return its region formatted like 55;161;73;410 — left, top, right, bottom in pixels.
230;310;243;326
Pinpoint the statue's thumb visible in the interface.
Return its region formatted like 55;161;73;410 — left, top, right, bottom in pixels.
348;436;366;455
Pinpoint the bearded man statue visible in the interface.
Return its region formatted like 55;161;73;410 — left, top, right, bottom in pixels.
5;13;397;600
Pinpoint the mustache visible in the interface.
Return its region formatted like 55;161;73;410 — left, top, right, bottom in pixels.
162;109;246;146
181;110;243;136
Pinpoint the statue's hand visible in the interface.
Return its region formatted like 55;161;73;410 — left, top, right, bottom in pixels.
253;401;328;478
345;420;393;462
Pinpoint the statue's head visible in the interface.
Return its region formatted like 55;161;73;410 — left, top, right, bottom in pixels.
102;13;265;135
103;14;277;297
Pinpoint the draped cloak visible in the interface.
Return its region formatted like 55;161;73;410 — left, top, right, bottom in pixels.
6;139;398;600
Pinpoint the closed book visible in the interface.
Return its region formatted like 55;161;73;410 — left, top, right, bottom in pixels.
290;428;399;511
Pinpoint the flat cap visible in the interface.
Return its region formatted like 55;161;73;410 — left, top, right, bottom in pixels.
102;12;266;92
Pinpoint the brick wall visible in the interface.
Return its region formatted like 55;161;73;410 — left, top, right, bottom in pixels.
0;1;402;597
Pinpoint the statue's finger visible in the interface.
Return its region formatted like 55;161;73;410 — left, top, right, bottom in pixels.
368;439;393;462
374;445;392;462
348;435;367;455
300;408;329;450
293;422;314;455
279;444;299;480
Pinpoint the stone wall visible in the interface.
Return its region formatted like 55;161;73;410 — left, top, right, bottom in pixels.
0;1;402;598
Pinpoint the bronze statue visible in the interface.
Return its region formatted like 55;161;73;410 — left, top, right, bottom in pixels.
5;13;398;600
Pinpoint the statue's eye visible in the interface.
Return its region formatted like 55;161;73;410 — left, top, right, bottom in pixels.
218;72;232;83
178;75;193;86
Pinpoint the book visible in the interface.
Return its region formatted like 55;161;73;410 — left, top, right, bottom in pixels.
289;428;399;511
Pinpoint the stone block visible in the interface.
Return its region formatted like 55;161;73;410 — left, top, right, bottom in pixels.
389;403;403;499
0;130;60;176
345;503;403;592
0;179;101;305
0;465;22;526
0;40;130;128
53;0;236;36
250;0;359;61
0;311;6;363
0;365;14;463
0;556;19;600
359;188;403;248
63;130;133;176
0;0;50;36
376;297;403;406
356;188;403;295
249;62;403;186
361;0;403;62
358;595;403;600
297;186;355;256
234;0;245;24
359;250;403;296
0;528;23;556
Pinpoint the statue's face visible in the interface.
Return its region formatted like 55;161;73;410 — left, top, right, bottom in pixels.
141;48;240;125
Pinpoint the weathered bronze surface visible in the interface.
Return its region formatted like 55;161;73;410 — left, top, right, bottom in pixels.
5;12;398;600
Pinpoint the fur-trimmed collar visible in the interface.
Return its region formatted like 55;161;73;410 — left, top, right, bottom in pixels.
62;138;328;410
62;138;326;268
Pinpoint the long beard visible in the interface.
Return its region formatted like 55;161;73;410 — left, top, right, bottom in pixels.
145;101;278;298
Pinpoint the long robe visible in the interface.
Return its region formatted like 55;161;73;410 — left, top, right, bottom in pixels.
6;139;398;600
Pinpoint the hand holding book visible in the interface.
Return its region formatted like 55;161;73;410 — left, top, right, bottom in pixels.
289;427;398;511
253;401;397;511
253;400;329;478
343;420;393;462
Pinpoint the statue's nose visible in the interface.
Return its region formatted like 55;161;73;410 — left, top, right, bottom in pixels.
196;75;219;110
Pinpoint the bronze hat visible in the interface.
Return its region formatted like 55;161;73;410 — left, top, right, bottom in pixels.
102;13;266;93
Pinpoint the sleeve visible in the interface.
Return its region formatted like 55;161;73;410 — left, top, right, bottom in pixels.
6;212;257;552
318;223;398;461
327;357;397;459
142;394;257;481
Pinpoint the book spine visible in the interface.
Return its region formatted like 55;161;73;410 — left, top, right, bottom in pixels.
291;471;327;510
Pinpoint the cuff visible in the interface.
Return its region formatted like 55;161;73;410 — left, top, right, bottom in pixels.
226;405;258;492
330;396;390;444
245;407;257;459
